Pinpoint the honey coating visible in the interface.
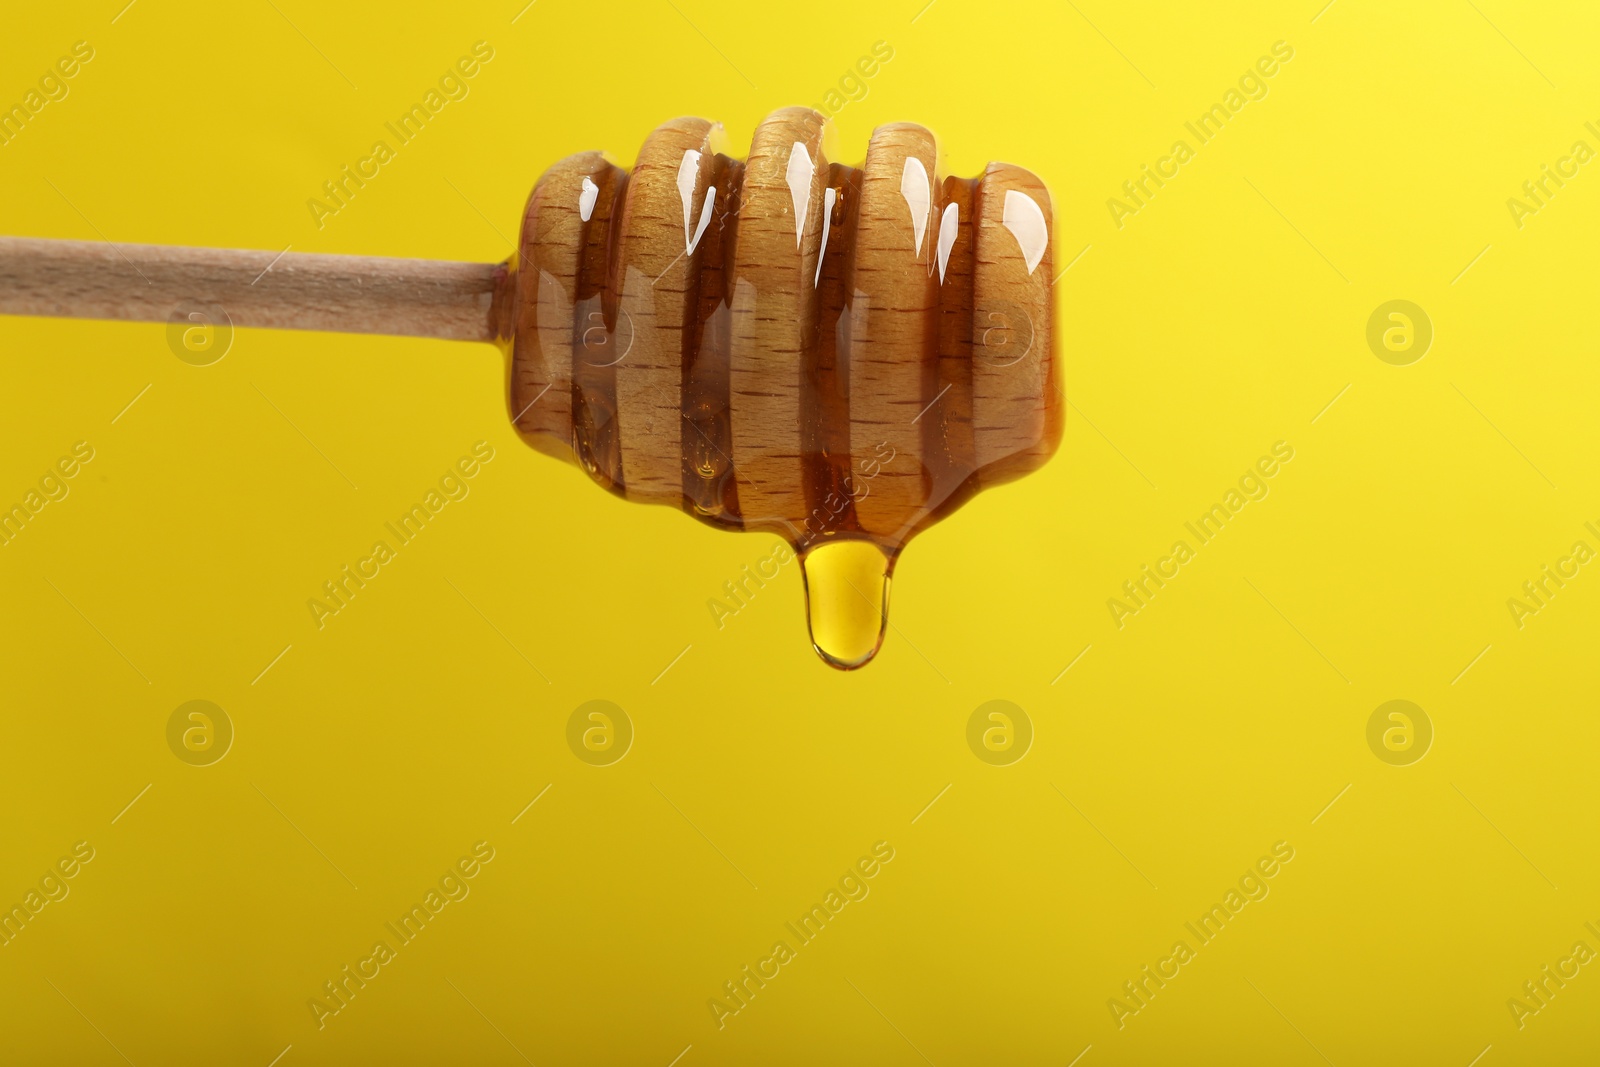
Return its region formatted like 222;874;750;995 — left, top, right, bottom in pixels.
500;107;1061;668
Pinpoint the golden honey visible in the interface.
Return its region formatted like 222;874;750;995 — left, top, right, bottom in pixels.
498;108;1060;667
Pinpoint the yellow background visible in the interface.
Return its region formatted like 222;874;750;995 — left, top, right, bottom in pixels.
3;0;1598;1063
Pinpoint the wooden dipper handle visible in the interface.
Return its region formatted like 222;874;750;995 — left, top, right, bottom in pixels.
0;237;507;341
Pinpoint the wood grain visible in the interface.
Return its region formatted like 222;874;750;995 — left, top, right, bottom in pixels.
847;123;939;538
568;161;628;492
728;106;829;533
929;175;979;495
0;236;501;340
509;152;611;464
972;162;1058;488
613;117;718;506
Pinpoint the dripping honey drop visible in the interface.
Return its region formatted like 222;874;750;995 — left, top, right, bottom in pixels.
800;540;893;670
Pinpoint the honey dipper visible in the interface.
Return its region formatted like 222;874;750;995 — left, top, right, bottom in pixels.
0;107;1060;669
